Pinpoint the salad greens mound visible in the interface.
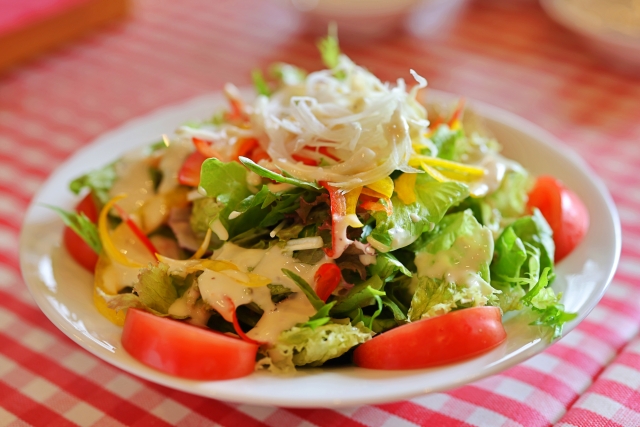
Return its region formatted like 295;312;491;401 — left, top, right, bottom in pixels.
56;31;576;374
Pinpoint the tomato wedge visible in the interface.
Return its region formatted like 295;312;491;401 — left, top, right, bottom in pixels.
526;176;589;262
122;309;259;380
353;307;506;370
63;193;99;272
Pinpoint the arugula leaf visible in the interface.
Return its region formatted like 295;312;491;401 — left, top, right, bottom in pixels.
46;205;101;254
369;174;468;251
367;295;383;330
330;275;385;316
239;157;321;191
299;301;336;330
267;283;293;303
282;269;324;310
69;163;116;205
251;69;271;96
199;158;251;204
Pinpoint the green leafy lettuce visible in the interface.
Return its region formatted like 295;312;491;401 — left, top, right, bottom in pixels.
368;174;468;251
408;276;488;321
264;321;372;372
69;163;117;205
109;263;193;318
408;210;496;320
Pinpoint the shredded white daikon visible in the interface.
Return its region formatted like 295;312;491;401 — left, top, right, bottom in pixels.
249;56;428;190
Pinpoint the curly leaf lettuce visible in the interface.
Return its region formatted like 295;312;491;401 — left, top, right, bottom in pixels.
264;322;372;372
408;276;488;321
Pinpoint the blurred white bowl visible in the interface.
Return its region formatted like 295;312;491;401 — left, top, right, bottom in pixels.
277;0;467;39
540;0;640;70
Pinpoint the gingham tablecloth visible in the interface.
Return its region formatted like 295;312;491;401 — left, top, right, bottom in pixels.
2;0;640;425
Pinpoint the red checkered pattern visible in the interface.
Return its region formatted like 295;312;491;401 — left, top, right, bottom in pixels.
2;0;639;425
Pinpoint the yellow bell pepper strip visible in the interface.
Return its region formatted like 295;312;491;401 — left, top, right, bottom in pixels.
185;259;239;273
409;155;485;179
345;186;363;217
190;228;212;260
365;177;394;199
113;204;158;258
420;161;451;183
92;254;126;326
394;173;417;205
99;194;144;268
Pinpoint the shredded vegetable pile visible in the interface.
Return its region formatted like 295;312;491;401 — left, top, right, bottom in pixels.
55;32;577;374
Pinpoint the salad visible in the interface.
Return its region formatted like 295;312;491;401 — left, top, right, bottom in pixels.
53;32;589;380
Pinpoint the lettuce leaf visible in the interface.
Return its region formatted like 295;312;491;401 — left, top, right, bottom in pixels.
69;163;116;205
369;174;468;251
408;276;488;321
108;263;192;318
412;210;493;287
429;124;467;161
190;197;224;237
265;322;372;372
368;252;412;282
521;268;577;339
491;209;555;287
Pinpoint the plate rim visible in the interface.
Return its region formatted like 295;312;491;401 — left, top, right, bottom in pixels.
19;89;621;407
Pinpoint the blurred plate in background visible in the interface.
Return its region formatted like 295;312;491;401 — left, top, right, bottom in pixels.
540;0;640;70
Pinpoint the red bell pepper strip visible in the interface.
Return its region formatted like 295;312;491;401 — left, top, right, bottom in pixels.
178;151;207;187
320;181;347;258
234;138;259;161
292;153;319;166
193;137;223;159
318;146;341;162
113;204;159;257
360;200;392;216
359;189;393;216
225;297;265;346
314;263;342;301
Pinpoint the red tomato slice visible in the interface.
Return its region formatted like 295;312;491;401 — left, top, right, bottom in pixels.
178;151;207;187
526;176;589;262
63;193;99;272
353;307;506;370
122;309;259;380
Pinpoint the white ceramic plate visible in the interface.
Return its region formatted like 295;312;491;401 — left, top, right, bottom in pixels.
20;91;620;408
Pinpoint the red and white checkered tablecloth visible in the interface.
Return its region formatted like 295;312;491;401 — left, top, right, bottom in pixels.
2;0;640;425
